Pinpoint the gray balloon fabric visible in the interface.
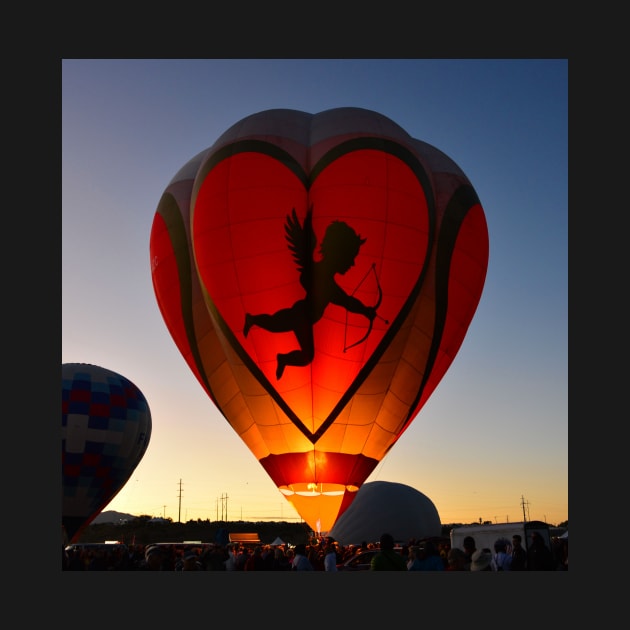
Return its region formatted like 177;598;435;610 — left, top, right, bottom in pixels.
329;481;442;545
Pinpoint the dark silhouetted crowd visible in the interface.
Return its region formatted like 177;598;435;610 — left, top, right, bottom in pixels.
62;531;568;571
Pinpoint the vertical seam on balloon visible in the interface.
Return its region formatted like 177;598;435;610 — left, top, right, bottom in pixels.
155;194;216;402
402;184;481;429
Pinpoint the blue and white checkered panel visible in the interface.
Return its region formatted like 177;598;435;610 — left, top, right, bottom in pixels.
62;363;152;525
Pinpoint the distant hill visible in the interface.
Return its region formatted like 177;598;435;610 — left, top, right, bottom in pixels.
92;510;137;524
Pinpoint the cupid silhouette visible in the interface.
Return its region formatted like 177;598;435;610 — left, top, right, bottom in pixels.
244;207;380;379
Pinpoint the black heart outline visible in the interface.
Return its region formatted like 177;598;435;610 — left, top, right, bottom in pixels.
196;137;436;444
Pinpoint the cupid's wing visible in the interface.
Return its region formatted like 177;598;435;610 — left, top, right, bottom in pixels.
285;206;316;275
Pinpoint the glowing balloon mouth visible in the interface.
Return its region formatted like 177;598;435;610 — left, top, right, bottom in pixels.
279;482;359;497
278;482;361;531
256;452;380;529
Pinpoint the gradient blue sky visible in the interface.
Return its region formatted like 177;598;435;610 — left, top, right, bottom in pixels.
62;59;567;526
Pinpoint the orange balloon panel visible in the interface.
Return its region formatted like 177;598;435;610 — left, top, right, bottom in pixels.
150;108;489;533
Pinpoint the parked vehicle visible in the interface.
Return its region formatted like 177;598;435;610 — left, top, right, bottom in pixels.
450;520;551;554
337;547;405;571
65;541;128;553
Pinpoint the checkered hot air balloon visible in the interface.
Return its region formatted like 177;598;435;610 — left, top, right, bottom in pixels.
62;363;152;543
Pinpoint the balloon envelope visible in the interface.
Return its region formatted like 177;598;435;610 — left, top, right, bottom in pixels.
329;481;442;545
150;107;488;533
62;363;152;542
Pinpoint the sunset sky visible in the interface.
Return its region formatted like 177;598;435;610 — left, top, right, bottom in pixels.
62;59;567;527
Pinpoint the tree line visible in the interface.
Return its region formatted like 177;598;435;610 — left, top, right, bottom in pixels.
75;515;568;548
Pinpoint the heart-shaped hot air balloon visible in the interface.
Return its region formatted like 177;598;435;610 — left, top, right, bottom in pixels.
62;363;152;542
149;107;488;533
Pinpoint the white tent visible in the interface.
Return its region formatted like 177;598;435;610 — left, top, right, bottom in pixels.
270;536;286;546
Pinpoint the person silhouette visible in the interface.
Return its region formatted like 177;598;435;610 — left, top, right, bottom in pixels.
244;207;380;379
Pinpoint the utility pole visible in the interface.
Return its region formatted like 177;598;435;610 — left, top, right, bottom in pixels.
215;492;229;520
163;505;166;518
177;479;183;523
219;492;228;520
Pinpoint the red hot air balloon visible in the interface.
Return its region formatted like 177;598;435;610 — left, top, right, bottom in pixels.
62;363;152;543
149;107;489;533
